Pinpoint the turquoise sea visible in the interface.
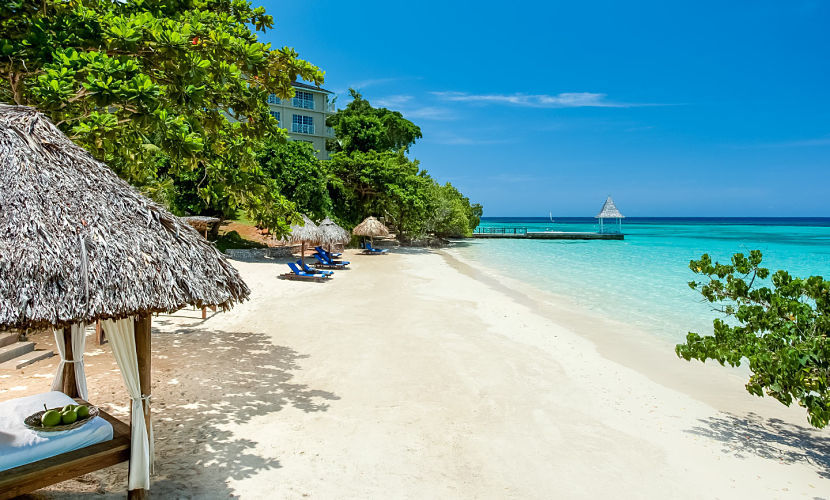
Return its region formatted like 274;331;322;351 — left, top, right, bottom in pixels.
454;218;830;343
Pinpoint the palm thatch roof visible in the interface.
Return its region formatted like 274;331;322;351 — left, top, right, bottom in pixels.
318;218;350;247
286;214;320;244
0;105;250;330
181;215;220;232
352;216;389;237
595;196;625;218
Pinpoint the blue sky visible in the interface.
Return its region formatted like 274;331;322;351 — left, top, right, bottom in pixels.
261;0;829;217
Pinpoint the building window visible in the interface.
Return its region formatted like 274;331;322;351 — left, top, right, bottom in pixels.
270;111;280;124
292;91;314;109
292;114;314;134
267;94;280;104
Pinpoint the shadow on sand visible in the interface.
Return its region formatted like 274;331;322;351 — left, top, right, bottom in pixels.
686;412;830;479
26;323;338;499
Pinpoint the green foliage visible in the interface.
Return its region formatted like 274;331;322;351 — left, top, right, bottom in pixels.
0;0;321;235
327;89;422;154
256;139;332;220
327;150;422;239
325;92;481;241
425;183;483;238
676;250;830;428
214;230;266;253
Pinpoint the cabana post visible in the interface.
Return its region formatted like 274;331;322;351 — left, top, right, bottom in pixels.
61;329;78;398
130;314;152;500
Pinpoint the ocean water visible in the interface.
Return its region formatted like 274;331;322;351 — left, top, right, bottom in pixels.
453;218;830;343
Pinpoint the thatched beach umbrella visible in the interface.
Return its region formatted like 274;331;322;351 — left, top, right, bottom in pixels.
352;216;389;246
0;105;249;497
318;217;350;253
286;214;320;267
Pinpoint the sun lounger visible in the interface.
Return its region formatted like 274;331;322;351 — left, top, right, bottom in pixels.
299;260;333;276
363;241;389;254
278;262;332;282
314;246;342;258
312;253;350;269
313;249;349;266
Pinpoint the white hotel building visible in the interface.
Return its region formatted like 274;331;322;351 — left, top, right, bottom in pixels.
267;82;335;160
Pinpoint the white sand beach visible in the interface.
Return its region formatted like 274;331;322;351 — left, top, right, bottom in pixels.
3;248;828;499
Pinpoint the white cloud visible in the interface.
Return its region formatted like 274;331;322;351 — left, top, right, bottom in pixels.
769;137;830;147
428;133;514;146
374;95;414;108
348;77;403;90
371;97;455;120
403;106;455;120
432;91;648;108
735;136;830;149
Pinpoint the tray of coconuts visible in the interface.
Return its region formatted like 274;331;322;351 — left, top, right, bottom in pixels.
24;403;99;432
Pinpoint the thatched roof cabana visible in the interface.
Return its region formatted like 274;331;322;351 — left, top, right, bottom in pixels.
180;215;221;238
0;106;249;330
318;217;350;250
287;214;320;244
595;196;624;234
596;196;624;219
352;216;389;251
352;216;389;238
286;214;320;266
0;105;249;498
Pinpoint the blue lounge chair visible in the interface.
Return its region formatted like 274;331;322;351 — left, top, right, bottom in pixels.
313;248;349;265
313;253;350;269
322;252;349;265
299;260;333;276
280;262;332;281
364;241;389;254
315;246;342;258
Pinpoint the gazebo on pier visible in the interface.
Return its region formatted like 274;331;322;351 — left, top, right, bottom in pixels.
595;196;625;234
0;105;250;498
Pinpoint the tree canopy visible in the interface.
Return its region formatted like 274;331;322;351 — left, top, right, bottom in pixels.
256;139;332;221
676;250;829;428
327;89;422;154
0;0;322;235
325;92;481;241
1;4;481;240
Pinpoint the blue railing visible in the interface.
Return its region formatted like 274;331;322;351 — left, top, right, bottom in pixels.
474;226;528;235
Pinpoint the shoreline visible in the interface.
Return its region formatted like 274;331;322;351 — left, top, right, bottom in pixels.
439;245;807;421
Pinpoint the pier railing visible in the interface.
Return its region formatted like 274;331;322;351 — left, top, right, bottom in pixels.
474;226;528;235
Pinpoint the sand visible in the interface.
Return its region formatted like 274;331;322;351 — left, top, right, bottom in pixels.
2;248;828;499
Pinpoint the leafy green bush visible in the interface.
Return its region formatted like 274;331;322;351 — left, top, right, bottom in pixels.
325;91;481;241
676;250;829;428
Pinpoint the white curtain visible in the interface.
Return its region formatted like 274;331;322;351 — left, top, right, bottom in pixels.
51;322;88;400
103;317;153;491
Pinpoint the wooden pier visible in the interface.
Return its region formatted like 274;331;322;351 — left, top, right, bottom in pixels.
472;227;623;240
